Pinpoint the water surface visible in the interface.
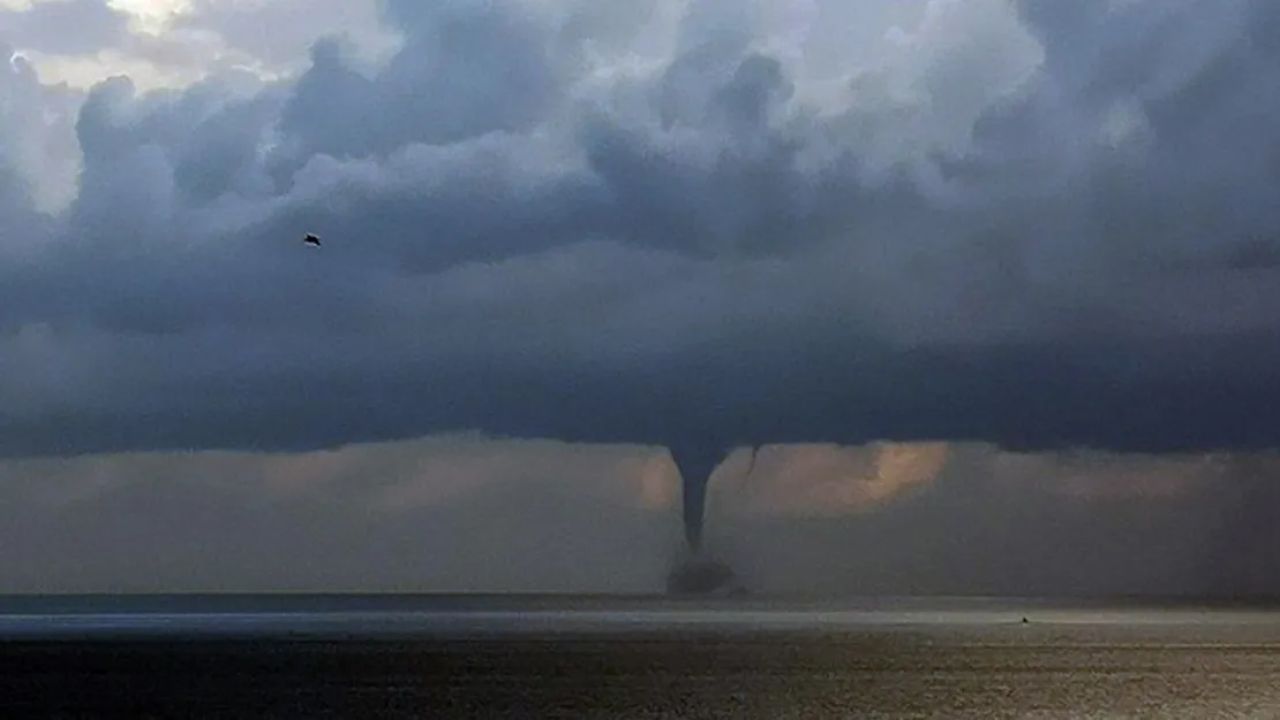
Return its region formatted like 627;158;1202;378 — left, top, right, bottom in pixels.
4;596;1279;717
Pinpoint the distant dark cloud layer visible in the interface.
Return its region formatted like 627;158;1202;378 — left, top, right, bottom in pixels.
4;0;1280;457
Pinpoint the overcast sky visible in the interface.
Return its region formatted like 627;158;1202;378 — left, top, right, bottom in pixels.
2;0;1280;594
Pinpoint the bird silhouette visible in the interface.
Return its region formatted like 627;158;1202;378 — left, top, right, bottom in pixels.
303;233;321;247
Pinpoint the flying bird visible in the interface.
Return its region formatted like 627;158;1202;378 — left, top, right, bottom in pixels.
303;233;321;247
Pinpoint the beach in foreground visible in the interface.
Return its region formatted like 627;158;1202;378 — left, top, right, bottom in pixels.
4;598;1280;717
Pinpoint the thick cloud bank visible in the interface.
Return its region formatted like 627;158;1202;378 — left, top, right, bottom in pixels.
4;0;1280;456
5;436;1279;595
0;437;682;592
705;442;1280;596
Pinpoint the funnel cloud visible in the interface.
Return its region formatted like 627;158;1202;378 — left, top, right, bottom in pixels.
0;438;1276;595
2;0;1280;593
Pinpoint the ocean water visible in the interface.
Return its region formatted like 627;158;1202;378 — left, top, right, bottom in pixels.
3;596;1280;717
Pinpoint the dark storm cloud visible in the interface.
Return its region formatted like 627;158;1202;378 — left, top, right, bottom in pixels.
3;0;1280;457
280;1;558;159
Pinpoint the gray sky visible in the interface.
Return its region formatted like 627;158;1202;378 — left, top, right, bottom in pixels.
2;0;1280;594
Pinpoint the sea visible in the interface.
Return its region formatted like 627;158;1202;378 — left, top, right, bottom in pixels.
3;595;1280;718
